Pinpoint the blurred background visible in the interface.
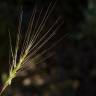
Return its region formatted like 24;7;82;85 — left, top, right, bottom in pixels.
0;0;96;96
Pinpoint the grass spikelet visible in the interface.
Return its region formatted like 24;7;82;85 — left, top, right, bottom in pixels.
0;1;66;95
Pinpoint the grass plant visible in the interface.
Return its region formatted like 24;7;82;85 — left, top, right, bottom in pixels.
0;1;66;95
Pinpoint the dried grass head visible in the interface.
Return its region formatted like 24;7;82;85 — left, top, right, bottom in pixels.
0;1;67;95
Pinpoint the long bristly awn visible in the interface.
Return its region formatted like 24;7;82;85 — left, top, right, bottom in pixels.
0;1;68;95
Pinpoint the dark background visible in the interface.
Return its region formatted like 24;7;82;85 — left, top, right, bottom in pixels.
0;0;96;96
